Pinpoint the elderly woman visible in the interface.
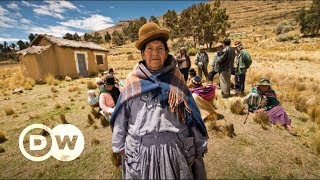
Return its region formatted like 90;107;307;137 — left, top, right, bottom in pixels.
110;22;208;179
176;47;191;81
244;77;294;133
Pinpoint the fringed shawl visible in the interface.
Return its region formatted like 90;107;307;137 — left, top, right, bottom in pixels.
110;55;208;137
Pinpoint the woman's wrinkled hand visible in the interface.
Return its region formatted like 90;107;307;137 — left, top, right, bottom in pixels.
254;108;265;113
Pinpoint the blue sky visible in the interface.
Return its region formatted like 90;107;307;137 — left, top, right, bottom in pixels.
0;1;205;43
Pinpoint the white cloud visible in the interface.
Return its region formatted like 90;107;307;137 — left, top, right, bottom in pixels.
21;24;85;38
0;5;17;28
21;1;33;7
0;38;28;42
59;14;114;31
14;12;22;18
21;18;31;24
7;3;20;10
21;0;78;20
109;6;115;9
0;5;8;16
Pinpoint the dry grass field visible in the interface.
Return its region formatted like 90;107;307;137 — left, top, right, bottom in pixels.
1;0;320;179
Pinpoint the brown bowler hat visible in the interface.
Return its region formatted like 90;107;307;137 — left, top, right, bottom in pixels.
135;22;169;50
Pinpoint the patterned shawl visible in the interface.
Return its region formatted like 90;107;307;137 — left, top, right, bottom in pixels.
191;84;216;102
110;55;208;137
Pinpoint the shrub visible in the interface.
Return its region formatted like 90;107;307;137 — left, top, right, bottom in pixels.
274;22;294;35
100;116;109;127
187;48;198;56
54;103;61;109
294;95;308;113
91;138;100;146
45;74;59;86
87;80;97;90
91;107;100;119
0;146;5;153
23;77;35;90
60;114;68;124
50;86;58;93
171;38;194;53
230;99;245;115
79;78;86;84
87;114;95;125
0;130;7;143
276;34;295;42
312;133;320;155
308;105;320;126
253;112;270;130
68;85;80;92
3;107;14;116
127;54;134;60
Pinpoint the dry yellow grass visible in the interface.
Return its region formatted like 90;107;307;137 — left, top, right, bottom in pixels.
86;80;97;90
50;86;58;93
22;77;35;90
60;114;68;124
79;78;86;84
68;85;80;92
91;138;100;146
312;133;320;155
87;114;95;125
253;112;270;130
3;107;14;116
0;146;5;153
0;130;7;143
100;116;109;127
308;105;320;126
230;99;245;115
45;74;59;86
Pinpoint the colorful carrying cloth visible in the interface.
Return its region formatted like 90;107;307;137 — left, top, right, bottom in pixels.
191;84;216;102
110;55;208;137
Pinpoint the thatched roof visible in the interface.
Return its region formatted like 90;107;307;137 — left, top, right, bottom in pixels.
17;45;51;56
30;34;109;52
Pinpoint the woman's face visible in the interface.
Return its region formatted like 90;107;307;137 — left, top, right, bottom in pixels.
258;85;270;92
105;84;114;91
142;40;168;71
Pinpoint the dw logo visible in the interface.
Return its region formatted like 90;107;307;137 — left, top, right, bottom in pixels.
19;124;85;162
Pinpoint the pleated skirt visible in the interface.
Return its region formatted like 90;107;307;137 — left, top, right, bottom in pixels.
123;131;196;179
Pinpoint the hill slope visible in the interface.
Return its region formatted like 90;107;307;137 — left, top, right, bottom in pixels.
94;1;311;38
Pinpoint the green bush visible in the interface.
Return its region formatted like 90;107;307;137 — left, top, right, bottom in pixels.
274;22;294;35
187;48;198;56
171;39;194;55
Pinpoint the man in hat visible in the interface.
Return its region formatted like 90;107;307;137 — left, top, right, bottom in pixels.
110;22;207;179
208;42;224;82
234;40;252;95
195;45;209;81
216;38;235;98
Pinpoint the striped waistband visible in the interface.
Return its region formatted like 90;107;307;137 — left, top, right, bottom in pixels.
131;131;179;146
